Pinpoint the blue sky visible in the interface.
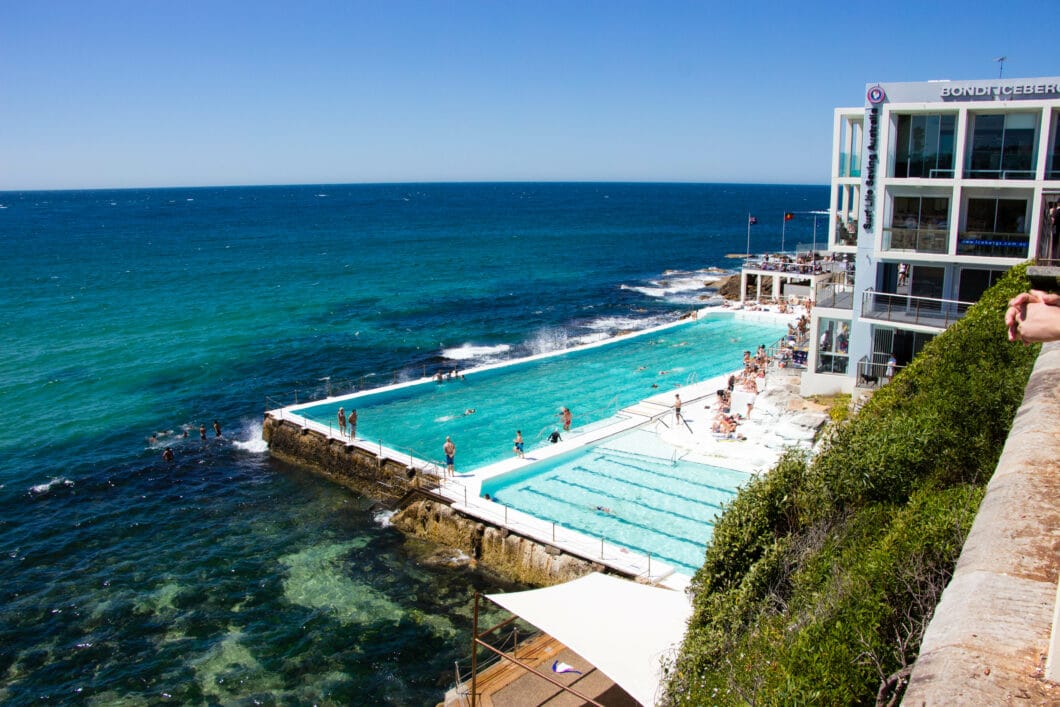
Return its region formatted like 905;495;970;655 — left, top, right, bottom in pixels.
3;0;1059;190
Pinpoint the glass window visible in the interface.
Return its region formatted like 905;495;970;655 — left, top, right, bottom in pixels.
894;114;955;178
815;318;850;374
1049;112;1060;179
965;198;1028;234
885;196;949;253
959;198;1030;257
966;113;1039;179
958;269;1004;302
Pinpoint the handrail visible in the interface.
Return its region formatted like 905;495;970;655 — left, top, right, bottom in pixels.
861;291;974;329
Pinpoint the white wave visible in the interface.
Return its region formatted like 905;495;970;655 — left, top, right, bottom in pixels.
622;268;731;301
583;315;654;332
570;331;612;346
441;343;511;361
30;478;74;495
232;420;269;454
373;509;395;527
525;328;571;356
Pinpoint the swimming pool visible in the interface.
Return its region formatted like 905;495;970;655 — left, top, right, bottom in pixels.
294;312;788;470
480;427;750;574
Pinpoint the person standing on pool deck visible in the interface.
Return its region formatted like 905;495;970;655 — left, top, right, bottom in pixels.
337;407;346;436
443;436;456;477
348;409;357;438
561;407;572;431
674;394;683;423
513;430;524;458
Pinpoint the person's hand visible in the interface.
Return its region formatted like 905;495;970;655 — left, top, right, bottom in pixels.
1006;290;1060;344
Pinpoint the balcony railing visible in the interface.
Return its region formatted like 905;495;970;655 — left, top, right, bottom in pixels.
815;274;855;310
963;168;1035;180
882;227;949;254
855;355;905;388
956;231;1029;258
861;291;973;330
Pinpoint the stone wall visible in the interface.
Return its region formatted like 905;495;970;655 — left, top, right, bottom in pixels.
263;415;422;501
391;499;603;587
904;342;1060;703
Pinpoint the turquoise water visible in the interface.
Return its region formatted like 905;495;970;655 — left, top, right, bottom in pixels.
0;182;827;702
296;314;787;470
481;428;751;574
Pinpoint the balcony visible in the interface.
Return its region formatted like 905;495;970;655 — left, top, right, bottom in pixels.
815;273;855;310
861;291;973;330
882;227;949;254
956;232;1030;258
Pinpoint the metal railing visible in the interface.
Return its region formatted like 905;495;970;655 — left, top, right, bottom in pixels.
855;355;905;388
882;227;949;254
861;291;973;329
815;274;855;310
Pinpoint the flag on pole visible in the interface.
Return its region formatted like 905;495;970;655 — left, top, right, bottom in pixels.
784;212;794;221
748;215;757;225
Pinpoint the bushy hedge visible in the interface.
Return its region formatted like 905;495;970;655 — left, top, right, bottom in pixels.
665;265;1039;705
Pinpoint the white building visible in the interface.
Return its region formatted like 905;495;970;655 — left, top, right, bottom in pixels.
800;76;1060;396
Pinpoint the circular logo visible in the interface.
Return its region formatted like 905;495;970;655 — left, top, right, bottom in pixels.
867;85;886;104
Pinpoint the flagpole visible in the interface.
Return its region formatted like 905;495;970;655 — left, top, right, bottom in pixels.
781;214;786;254
746;213;751;257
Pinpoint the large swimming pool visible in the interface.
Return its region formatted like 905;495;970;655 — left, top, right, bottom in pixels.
480;427;750;573
294;312;787;471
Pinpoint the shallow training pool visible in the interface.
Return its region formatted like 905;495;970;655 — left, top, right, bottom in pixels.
295;312;787;471
481;427;751;574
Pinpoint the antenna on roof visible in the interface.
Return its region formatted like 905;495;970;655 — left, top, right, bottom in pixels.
994;56;1007;79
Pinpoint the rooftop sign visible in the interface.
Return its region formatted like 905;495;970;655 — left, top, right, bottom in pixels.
865;77;1060;104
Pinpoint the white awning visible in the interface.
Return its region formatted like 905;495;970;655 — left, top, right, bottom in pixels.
485;572;692;706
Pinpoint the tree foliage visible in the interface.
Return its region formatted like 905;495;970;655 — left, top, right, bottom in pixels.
665;265;1039;705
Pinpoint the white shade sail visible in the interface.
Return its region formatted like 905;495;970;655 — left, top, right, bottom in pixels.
485;573;692;706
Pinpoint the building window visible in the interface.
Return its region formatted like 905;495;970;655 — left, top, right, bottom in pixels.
833;184;859;246
959;197;1029;257
1049;111;1060;180
958;268;1005;302
838;115;862;178
965;113;1038;180
883;196;949;253
893;114;955;178
815;318;850;374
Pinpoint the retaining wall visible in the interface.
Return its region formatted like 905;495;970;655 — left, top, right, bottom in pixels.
263;415;421;501
904;342;1060;704
390;499;602;586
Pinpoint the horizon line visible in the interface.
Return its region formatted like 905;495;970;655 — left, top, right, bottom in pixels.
0;178;830;195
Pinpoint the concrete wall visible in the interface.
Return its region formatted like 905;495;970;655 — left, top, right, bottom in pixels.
904;342;1060;704
263;414;421;501
391;499;603;587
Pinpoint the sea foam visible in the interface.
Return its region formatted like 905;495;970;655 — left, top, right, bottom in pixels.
441;343;511;361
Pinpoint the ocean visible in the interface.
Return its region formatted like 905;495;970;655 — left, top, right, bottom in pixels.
0;182;826;703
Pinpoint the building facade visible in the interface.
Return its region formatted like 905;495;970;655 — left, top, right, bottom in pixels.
801;76;1060;395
